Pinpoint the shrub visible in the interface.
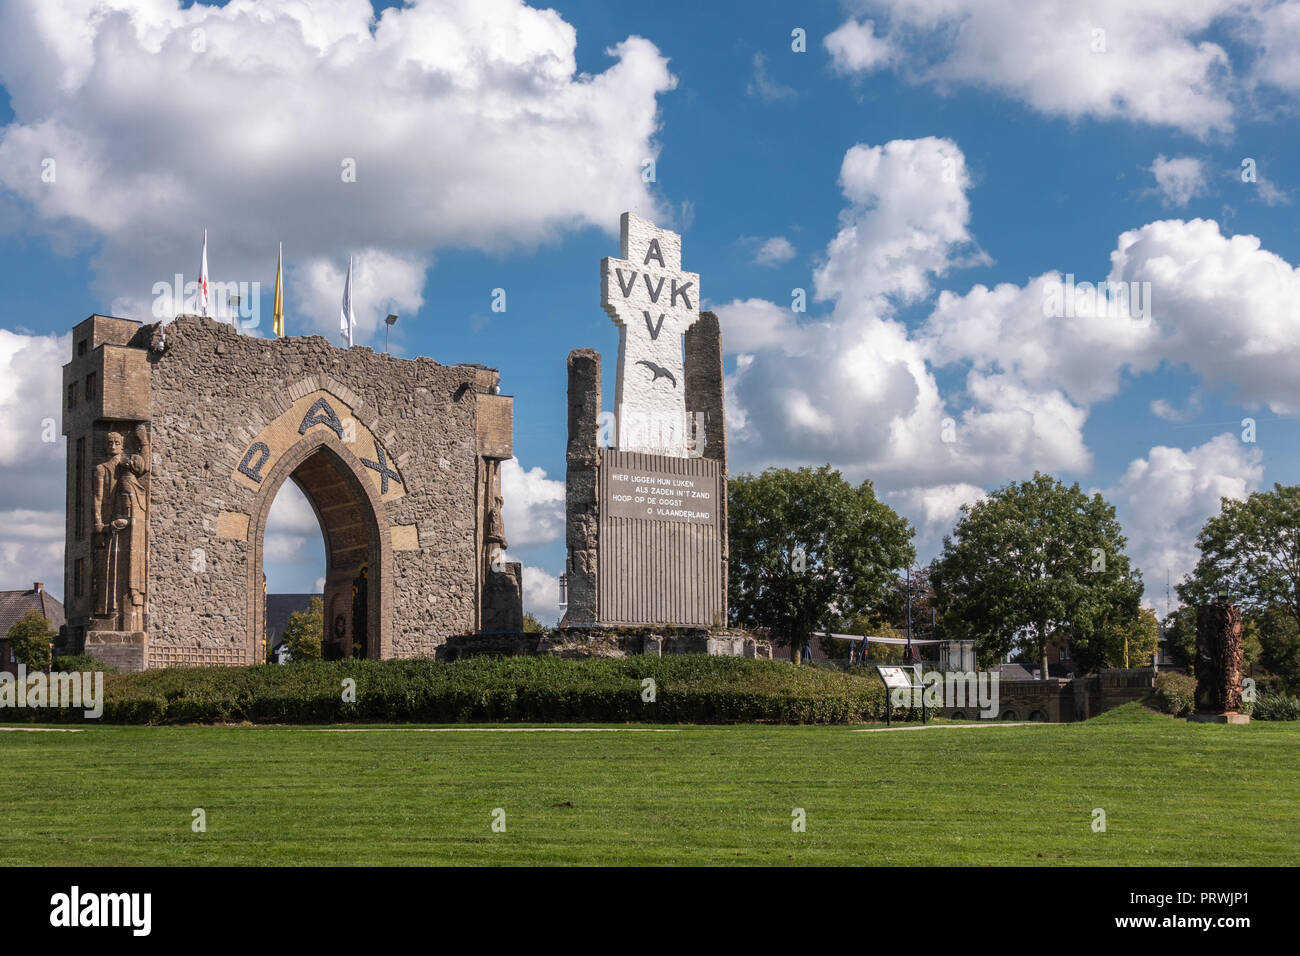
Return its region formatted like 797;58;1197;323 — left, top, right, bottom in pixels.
1251;692;1300;721
52;653;117;674
1150;672;1197;718
5;655;922;726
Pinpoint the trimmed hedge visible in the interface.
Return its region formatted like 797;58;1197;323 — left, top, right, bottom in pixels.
5;655;919;726
52;654;117;674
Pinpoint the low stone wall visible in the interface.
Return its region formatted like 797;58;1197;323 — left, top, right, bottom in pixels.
941;678;1074;722
437;627;771;661
939;669;1158;722
1073;668;1160;720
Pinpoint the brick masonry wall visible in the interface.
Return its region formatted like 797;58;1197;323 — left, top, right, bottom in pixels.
145;315;499;663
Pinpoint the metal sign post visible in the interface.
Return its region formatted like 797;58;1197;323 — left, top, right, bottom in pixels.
875;664;928;726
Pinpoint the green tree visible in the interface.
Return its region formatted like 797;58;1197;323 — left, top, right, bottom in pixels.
1254;606;1300;693
7;610;55;671
1099;607;1159;669
282;597;323;662
881;563;938;642
838;613;906;663
1160;606;1197;670
931;473;1143;675
522;612;548;634
728;465;915;663
1179;484;1300;627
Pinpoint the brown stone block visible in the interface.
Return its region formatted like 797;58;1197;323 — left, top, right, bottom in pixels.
476;393;514;460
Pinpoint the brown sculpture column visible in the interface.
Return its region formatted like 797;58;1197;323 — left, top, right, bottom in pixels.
1192;596;1250;724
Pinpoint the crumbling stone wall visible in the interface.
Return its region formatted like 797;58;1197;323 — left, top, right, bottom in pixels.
564;348;601;624
684;310;728;621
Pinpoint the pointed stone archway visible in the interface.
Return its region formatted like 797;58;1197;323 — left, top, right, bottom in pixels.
246;430;392;662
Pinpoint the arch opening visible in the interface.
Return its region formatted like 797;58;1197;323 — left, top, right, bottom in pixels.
263;479;326;662
247;436;388;663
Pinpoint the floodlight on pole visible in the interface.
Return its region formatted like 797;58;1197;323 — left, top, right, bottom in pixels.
384;313;398;353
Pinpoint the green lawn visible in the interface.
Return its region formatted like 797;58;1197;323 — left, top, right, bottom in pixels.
2;704;1296;865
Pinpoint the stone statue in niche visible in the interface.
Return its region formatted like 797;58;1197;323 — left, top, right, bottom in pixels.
484;459;507;571
486;494;507;550
92;424;150;630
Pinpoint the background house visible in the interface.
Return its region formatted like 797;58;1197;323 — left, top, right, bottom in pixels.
0;582;66;674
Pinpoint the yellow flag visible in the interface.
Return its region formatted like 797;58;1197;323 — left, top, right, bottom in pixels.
273;242;284;336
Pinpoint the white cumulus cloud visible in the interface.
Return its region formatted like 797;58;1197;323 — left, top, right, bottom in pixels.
500;456;565;548
825;18;895;74
754;236;796;267
0;0;677;341
828;1;1300;136
1111;433;1264;604
1149;155;1207;207
521;564;560;625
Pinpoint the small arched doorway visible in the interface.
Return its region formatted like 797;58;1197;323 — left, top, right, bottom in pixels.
247;433;390;662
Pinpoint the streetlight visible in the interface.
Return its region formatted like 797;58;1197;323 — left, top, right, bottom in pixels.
384;313;398;353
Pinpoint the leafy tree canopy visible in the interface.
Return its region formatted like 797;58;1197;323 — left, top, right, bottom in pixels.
728;465;915;663
6;610;55;671
282;596;324;662
931;472;1142;674
1179;483;1300;627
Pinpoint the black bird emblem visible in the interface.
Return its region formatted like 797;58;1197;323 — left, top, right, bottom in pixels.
636;359;677;388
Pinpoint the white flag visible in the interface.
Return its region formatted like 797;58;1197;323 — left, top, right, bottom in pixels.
340;255;355;347
198;228;210;317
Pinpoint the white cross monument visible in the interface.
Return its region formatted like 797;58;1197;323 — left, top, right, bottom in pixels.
600;212;701;457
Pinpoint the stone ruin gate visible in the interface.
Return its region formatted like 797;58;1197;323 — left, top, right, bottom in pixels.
62;313;522;671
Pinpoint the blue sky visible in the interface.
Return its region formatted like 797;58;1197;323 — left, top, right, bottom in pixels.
1;0;1297;623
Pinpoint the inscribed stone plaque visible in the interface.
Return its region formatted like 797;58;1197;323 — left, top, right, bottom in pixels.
605;465;718;525
597;449;724;626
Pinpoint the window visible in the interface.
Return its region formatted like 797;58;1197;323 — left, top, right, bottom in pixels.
77;339;88;356
67;383;77;409
1060;644;1070;661
74;558;85;598
75;437;86;540
85;372;97;402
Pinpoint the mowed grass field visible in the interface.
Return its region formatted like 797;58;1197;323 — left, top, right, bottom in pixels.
2;704;1297;866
